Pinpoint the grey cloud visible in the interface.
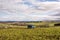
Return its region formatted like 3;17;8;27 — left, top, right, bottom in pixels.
36;0;60;2
52;13;60;16
0;0;60;21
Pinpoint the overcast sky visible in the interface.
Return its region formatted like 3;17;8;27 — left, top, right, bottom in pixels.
0;0;60;21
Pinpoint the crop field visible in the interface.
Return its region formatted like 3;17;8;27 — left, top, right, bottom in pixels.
0;22;60;40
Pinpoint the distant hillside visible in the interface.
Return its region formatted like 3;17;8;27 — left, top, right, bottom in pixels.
0;21;42;23
0;20;60;23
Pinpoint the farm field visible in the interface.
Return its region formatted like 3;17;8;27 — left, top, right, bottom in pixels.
0;22;60;40
0;27;60;40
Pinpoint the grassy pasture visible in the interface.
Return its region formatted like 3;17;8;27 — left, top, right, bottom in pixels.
0;22;56;28
0;22;60;40
0;27;60;40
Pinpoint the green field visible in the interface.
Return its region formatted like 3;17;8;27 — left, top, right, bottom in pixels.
0;22;57;28
0;22;60;40
0;27;60;40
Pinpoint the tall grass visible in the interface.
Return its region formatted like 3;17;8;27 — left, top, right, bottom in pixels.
0;27;60;40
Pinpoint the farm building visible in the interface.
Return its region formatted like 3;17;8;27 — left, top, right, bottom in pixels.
54;23;60;26
27;25;35;29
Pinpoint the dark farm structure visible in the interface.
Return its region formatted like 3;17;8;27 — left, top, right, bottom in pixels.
27;25;35;29
54;23;60;26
